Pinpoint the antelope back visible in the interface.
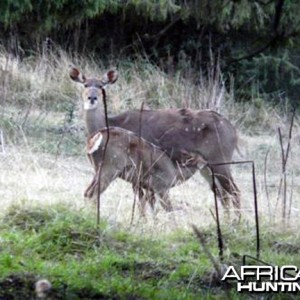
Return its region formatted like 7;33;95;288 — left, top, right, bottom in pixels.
108;109;237;164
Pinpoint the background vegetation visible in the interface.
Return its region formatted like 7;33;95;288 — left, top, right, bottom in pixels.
1;0;300;107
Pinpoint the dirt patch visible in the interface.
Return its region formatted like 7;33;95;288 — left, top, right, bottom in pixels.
0;273;37;300
0;273;140;300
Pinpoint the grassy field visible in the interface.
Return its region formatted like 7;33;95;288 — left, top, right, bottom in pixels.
0;49;300;299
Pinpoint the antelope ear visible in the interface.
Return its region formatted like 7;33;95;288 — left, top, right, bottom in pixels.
101;69;118;85
87;132;103;154
69;66;86;83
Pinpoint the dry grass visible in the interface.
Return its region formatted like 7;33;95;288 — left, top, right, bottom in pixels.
0;140;215;232
1;47;300;236
1;128;300;236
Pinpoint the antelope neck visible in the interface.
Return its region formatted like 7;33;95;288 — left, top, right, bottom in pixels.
84;105;108;135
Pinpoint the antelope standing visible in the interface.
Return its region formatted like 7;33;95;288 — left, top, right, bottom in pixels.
70;67;241;214
84;127;206;213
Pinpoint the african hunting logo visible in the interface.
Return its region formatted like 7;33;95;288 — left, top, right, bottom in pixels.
221;266;300;292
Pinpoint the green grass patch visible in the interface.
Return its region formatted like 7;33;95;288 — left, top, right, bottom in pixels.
1;204;300;299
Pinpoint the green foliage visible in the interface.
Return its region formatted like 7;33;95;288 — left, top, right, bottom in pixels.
2;0;299;34
0;0;180;29
128;0;180;21
180;0;272;32
1;0;106;28
0;0;32;26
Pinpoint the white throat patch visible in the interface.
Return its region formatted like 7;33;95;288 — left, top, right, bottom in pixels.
87;133;103;154
84;101;98;110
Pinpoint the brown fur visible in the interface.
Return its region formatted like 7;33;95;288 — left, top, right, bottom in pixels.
84;127;205;213
70;67;241;214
